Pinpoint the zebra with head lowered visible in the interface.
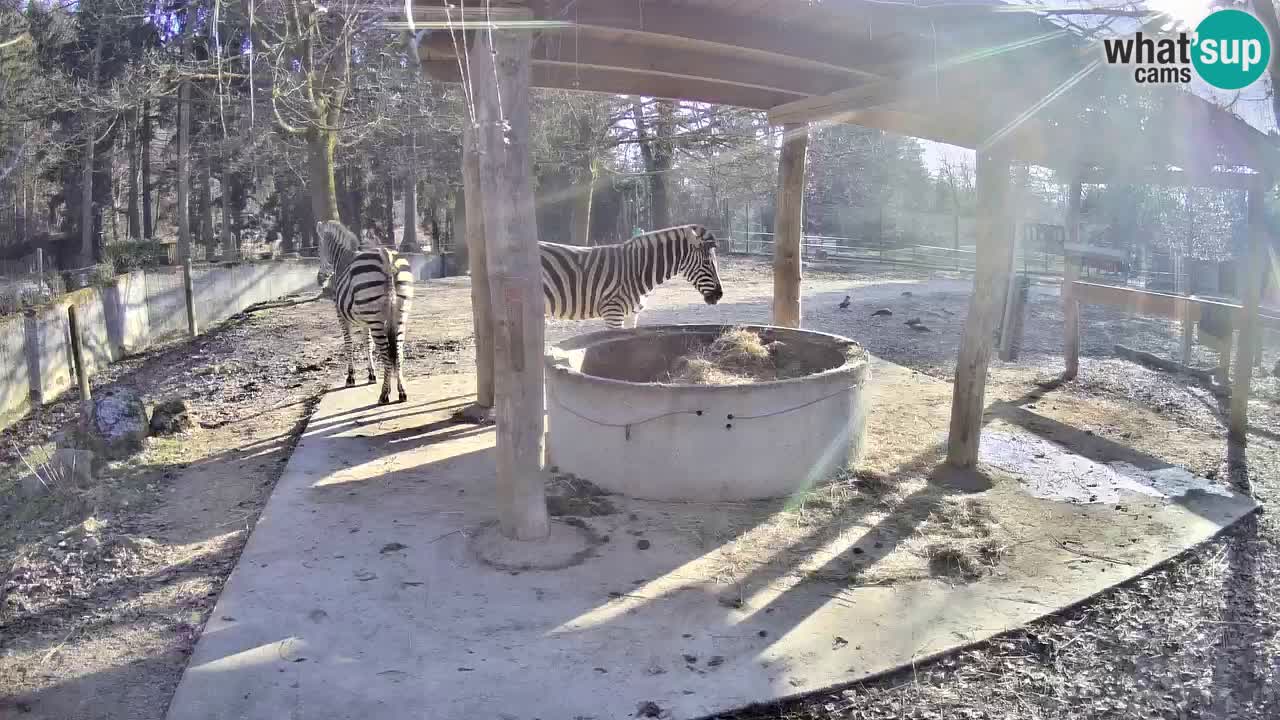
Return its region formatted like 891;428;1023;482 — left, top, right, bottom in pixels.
540;224;724;329
315;220;415;404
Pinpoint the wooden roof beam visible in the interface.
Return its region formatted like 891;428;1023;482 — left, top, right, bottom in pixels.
419;59;795;110
1071;167;1270;191
527;0;904;79
416;29;860;98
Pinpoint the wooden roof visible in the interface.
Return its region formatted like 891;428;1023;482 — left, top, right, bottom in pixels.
410;0;1278;179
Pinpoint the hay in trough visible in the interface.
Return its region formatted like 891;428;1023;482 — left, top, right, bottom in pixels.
666;327;780;385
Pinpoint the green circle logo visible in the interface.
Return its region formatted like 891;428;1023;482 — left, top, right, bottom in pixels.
1192;9;1271;90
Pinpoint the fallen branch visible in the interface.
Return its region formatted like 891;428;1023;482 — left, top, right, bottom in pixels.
243;294;324;313
1113;344;1228;396
1051;536;1134;567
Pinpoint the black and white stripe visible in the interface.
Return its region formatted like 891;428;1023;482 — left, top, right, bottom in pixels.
540;224;724;328
316;221;415;404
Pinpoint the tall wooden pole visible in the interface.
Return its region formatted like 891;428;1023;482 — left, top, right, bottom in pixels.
68;306;92;418
183;257;198;337
461;121;495;415
772;122;808;328
946;150;1012;468
1230;182;1268;443
468;21;549;541
1063;181;1082;380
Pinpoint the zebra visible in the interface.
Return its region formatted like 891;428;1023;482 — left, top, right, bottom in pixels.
540;224;724;329
315;220;414;404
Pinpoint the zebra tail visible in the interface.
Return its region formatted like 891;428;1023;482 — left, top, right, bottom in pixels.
381;249;401;368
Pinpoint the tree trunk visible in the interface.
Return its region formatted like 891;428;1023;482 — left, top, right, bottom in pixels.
176;73;193;258
141;100;153;240
570;164;594;246
279;196;294;253
199;159;215;251
649;101;675;228
402;176;418;251
79;31;105;266
427;197;439;252
127;110;142;240
220;161;234;257
306;129;340;230
570;113;595;246
350;164;365;236
175;2;199;260
383;177;395;246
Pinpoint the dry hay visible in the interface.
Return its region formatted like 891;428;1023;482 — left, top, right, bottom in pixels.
666;327;780;385
545;469;618;517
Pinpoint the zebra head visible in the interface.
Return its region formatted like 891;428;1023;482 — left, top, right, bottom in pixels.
680;225;724;305
315;220;359;291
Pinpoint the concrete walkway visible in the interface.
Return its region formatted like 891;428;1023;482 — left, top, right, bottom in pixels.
164;366;1256;720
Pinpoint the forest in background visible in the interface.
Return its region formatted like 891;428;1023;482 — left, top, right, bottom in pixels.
0;0;1259;278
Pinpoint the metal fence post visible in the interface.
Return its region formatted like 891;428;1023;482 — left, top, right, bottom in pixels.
68;305;92;418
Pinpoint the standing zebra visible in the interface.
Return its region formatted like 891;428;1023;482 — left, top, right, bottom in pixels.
315;220;415;404
540;224;724;328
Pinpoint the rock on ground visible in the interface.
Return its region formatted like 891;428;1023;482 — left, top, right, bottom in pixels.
91;387;149;459
150;398;196;435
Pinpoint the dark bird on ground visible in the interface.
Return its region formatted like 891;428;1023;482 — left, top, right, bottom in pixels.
901;290;913;297
909;323;932;332
838;296;851;309
871;308;892;317
905;317;923;327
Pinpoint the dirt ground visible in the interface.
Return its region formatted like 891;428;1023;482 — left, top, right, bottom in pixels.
2;254;1279;720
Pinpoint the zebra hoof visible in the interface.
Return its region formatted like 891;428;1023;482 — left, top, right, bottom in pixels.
345;375;356;388
377;394;391;405
397;392;408;403
367;373;377;385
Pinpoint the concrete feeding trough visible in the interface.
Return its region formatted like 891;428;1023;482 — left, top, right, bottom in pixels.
544;324;870;502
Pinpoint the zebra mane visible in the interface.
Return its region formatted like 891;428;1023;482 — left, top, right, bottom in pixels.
317;220;361;252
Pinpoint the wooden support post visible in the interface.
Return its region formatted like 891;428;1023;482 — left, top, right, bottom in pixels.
1217;333;1233;385
1062;181;1082;380
1180;303;1194;366
772;122;808;328
68;305;92;418
35;248;44;278
468;21;549;541
998;218;1025;362
1230;183;1267;442
182;257;198;337
461;121;496;417
946;150;1012;468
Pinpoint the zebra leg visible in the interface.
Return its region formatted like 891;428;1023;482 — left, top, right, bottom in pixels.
377;334;393;405
341;319;356;387
601;303;626;329
395;329;408;403
365;330;377;384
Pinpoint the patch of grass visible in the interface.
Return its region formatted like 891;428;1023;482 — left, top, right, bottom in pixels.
925;542;988;580
925;497;996;538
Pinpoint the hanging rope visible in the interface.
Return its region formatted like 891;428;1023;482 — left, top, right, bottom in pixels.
484;0;507;141
547;384;858;440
